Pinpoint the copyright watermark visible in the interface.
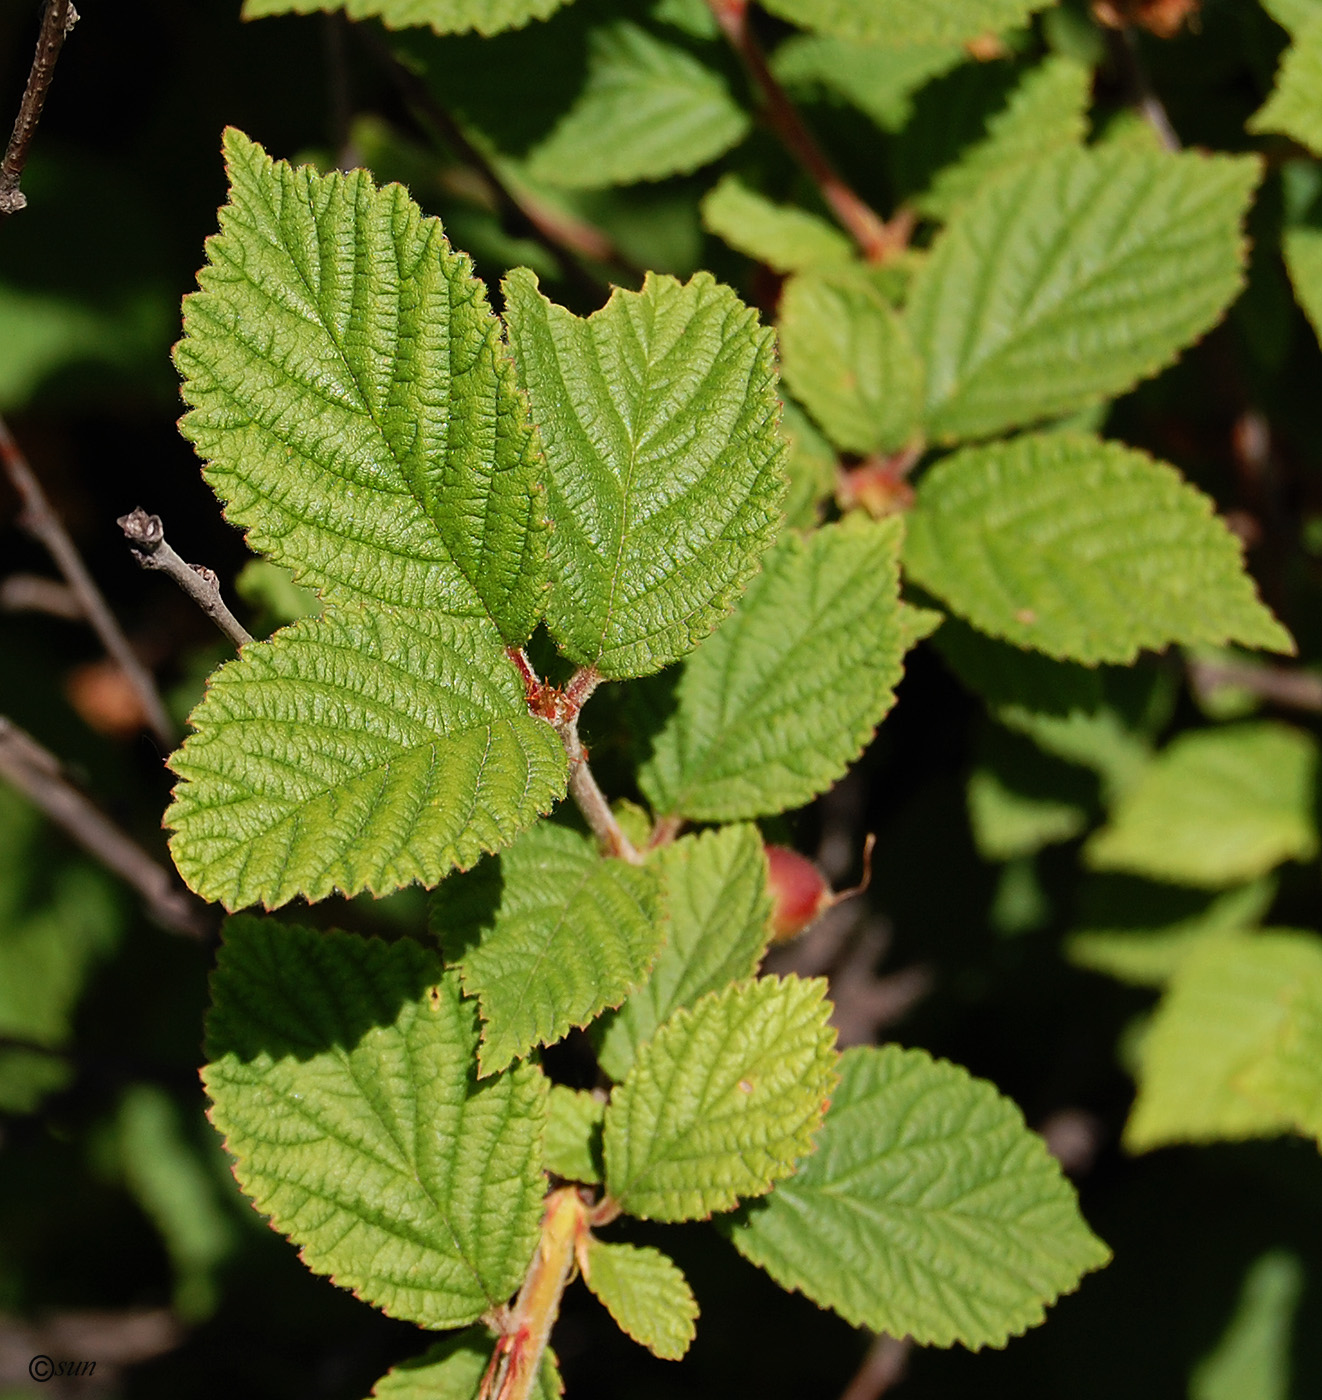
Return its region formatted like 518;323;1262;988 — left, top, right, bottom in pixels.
28;1356;96;1382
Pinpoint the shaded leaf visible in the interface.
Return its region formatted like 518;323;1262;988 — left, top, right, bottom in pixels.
544;1085;604;1184
1248;17;1322;157
1190;1252;1304;1400
701;174;852;272
760;0;1051;47
243;0;571;33
369;1328;561;1399
1283;225;1322;346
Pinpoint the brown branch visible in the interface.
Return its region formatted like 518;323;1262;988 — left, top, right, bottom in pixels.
118;508;253;651
0;716;209;939
0;572;82;619
1187;655;1322;713
707;0;905;262
837;1334;912;1400
0;415;174;746
0;0;78;219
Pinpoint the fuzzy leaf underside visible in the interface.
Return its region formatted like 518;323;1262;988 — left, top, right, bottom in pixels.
779;268;923;454
203;918;548;1329
1085;722;1318;888
726;1044;1111;1348
525;21;751;189
903;434;1293;665
504;268;785;678
1247;17;1322;157
431;822;663;1074
544;1085;605;1183
908;145;1258;441
595;824;773;1081
241;0;570;35
168;609;567;910
1125;933;1322;1151
369;1329;560;1399
759;0;1050;46
602;976;837;1221
639;515;913;820
584;1239;698;1360
176;130;548;643
700;175;853;274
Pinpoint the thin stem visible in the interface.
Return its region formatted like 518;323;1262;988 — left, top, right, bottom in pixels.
1186;655;1322;713
837;1334;912;1400
1106;23;1180;152
0;572;83;619
0;415;174;747
0;0;77;219
0;716;209;939
706;0;904;262
118;508;253;651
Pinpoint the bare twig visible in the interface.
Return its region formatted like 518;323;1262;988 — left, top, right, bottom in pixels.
0;572;82;619
1187;655;1322;713
837;1334;912;1400
0;0;77;219
0;415;174;746
117;508;253;651
706;0;905;262
0;716;209;939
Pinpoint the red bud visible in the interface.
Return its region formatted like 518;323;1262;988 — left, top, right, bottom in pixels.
765;845;834;942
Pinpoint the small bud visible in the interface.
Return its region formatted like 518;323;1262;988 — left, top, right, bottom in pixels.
764;835;876;943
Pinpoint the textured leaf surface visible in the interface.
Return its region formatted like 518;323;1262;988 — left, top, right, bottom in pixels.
640;515;911;820
701;175;852;273
1248;17;1322;157
908;146;1258;441
595;825;773;1081
904;434;1293;664
177;130;548;642
168;609;567;910
602;976;836;1221
1190;1252;1303;1400
544;1085;604;1183
370;1329;560;1399
779;269;923;454
525;22;750;188
504;268;784;678
584;1239;697;1360
1125;933;1322;1151
241;0;570;35
1086;723;1318;888
203;918;548;1328
727;1044;1110;1347
1238;977;1322;1147
431;823;662;1074
1284;226;1322;345
760;0;1049;46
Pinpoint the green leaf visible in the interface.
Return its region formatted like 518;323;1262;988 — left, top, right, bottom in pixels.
700;174;853;273
1238;976;1322;1147
583;1238;698;1360
544;1085;605;1183
640;515;911;820
203;917;548;1329
504;267;785;678
760;0;1050;47
1190;1252;1304;1400
779;398;838;530
431;822;663;1075
907;146;1259;441
595;824;773;1081
242;0;571;33
726;1044;1110;1348
525;22;750;188
967;727;1092;862
602;975;836;1221
1263;0;1322;32
779;268;923;454
176;129;548;644
904;434;1294;665
1085;722;1318;888
1283;226;1322;345
167;609;567;910
369;1328;561;1399
1125;932;1322;1151
1248;17;1322;157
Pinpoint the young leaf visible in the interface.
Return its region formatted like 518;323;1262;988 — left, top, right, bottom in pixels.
503;268;785;678
1283;226;1322;345
1238;980;1322;1148
760;0;1050;47
1085;722;1318;888
242;0;570;36
903;434;1293;665
1125;932;1322;1151
176;129;549;644
725;1044;1111;1349
583;1238;698;1361
431;822;663;1075
1190;1252;1304;1400
602;976;837;1221
525;22;751;188
700;174;853;273
370;1328;561;1399
544;1084;605;1184
203;917;548;1329
595;824;773;1081
907;146;1259;441
779;268;924;454
640;515;911;820
1247;17;1322;157
167;609;567;910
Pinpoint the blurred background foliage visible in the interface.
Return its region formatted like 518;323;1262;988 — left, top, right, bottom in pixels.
2;0;1322;1395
